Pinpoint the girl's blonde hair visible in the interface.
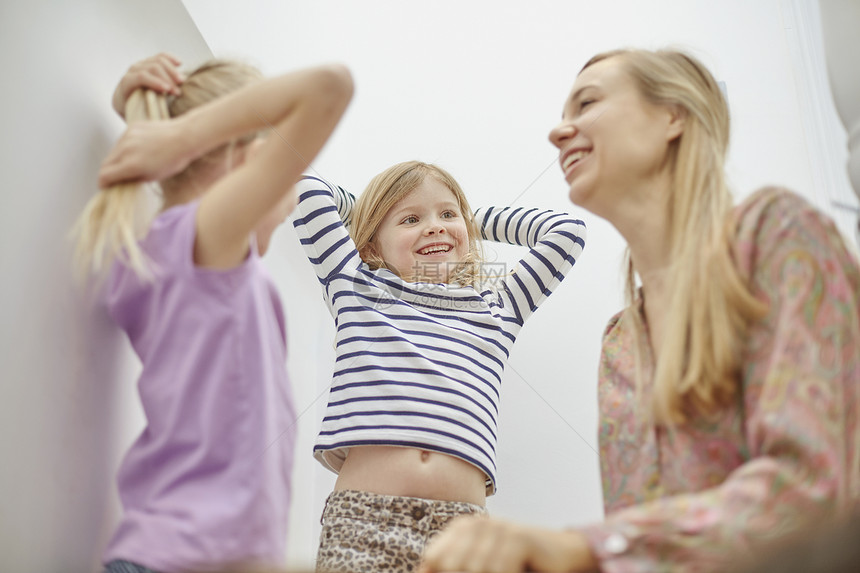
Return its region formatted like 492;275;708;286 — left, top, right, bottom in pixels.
72;60;261;280
350;161;483;287
582;49;767;424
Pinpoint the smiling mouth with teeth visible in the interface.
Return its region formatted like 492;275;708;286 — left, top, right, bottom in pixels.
563;149;591;171
418;244;453;255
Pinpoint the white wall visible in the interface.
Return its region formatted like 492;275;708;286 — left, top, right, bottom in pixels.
0;2;211;572
781;0;859;243
2;1;855;572
180;0;857;569
819;0;860;206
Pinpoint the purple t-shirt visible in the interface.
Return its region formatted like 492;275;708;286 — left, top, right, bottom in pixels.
101;201;296;572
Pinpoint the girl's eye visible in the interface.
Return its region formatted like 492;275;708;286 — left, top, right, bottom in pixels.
441;211;456;219
402;215;418;224
580;99;595;111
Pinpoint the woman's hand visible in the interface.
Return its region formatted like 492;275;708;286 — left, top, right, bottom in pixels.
98;118;195;188
112;53;185;118
419;515;598;573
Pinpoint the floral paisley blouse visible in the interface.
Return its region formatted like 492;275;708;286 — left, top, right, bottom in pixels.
580;187;860;572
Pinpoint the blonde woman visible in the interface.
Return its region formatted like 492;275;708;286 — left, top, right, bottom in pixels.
421;48;860;573
291;161;587;572
76;54;352;573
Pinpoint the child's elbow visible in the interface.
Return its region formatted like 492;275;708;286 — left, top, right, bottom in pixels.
317;63;354;104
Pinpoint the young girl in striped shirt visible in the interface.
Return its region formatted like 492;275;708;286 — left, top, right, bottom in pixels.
291;161;587;573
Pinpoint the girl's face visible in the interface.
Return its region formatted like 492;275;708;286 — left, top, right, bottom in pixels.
371;176;469;283
548;57;683;219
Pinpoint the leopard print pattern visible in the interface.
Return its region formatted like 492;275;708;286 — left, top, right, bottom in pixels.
315;490;487;573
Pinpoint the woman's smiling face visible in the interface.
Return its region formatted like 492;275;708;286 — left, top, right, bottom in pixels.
549;56;682;219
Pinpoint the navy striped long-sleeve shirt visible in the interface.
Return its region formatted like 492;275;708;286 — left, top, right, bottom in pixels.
292;174;586;493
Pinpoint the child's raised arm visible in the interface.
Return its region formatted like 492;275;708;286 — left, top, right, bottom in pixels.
111;53;185;118
99;63;354;268
474;205;586;323
291;175;361;285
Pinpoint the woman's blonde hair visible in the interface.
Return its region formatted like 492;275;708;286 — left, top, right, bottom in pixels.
350;161;484;287
582;49;767;424
72;60;262;280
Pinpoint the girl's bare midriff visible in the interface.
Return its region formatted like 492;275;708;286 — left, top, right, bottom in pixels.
334;445;487;506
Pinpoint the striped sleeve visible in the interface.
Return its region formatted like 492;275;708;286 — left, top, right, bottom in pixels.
331;183;355;227
475;206;586;324
291;174;361;284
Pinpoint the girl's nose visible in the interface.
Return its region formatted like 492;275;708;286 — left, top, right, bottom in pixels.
424;221;446;235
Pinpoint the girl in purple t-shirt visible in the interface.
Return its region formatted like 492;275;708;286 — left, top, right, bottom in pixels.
73;53;352;573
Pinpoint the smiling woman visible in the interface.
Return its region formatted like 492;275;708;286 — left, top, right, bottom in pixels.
420;47;860;573
289;160;587;573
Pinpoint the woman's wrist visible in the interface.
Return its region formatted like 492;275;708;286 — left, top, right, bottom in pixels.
538;527;599;572
564;529;599;572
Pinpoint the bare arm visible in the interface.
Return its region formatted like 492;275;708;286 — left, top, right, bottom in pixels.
99;63;354;268
111;53;184;118
420;516;597;573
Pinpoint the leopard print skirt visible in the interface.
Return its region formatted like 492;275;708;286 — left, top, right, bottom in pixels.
315;489;487;573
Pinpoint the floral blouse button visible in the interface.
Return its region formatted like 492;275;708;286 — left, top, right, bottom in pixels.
604;532;629;554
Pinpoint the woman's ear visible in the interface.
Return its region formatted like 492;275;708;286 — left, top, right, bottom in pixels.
665;104;687;142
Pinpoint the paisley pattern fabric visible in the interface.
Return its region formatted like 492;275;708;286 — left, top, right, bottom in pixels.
580;188;860;572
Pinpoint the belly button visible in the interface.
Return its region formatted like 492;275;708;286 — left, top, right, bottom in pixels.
420;450;430;462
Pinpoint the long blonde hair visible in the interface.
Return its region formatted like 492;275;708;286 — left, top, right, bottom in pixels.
350;161;484;287
72;60;261;280
583;49;767;424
